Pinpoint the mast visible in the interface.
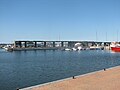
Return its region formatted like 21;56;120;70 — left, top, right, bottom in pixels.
96;31;98;42
58;33;61;47
117;30;118;42
59;33;60;41
106;32;107;41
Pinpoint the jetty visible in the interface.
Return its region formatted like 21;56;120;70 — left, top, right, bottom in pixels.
3;40;111;51
20;66;120;90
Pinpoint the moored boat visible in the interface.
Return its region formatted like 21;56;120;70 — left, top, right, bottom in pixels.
3;45;13;51
110;42;120;52
72;47;77;51
64;48;71;51
111;47;120;52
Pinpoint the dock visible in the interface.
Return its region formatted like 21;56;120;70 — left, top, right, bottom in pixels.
20;66;120;90
14;41;111;48
2;40;111;51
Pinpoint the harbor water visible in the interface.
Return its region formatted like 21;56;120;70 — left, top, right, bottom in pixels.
0;49;120;90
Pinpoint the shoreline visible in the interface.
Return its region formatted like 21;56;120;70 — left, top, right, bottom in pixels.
20;65;120;90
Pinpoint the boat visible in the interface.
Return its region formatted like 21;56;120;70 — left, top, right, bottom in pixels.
64;48;71;51
110;42;120;52
3;45;13;51
77;46;83;50
111;47;120;52
72;48;78;51
74;43;83;50
90;45;103;50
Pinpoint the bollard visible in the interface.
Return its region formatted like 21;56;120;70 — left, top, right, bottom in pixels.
73;76;75;79
104;68;106;71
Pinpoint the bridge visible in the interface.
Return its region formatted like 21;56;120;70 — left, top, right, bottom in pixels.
14;41;111;48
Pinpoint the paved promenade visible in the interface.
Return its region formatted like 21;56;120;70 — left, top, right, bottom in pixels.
21;66;120;90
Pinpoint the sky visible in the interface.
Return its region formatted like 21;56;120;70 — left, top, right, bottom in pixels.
0;0;120;43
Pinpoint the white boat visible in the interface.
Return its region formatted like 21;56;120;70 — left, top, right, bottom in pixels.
65;48;71;51
90;46;102;50
3;45;13;51
72;48;77;51
77;46;82;50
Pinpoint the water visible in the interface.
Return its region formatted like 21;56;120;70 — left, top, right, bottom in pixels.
0;49;120;90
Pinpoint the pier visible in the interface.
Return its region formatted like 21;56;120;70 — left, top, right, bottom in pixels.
13;41;111;50
0;41;112;51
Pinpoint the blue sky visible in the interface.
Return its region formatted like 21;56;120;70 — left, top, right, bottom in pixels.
0;0;120;43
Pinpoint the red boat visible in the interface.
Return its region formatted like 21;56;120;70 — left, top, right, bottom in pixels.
110;42;120;52
111;47;120;52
